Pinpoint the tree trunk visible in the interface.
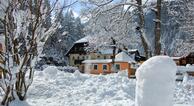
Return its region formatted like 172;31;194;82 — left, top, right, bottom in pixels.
111;37;117;73
154;0;162;55
136;0;150;59
1;86;14;106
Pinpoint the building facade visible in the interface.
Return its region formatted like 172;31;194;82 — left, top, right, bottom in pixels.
82;52;136;77
66;37;117;72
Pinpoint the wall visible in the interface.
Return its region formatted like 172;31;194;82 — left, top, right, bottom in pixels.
89;63;112;74
84;62;132;76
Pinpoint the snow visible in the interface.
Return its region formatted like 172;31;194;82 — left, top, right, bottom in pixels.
182;73;189;84
43;66;59;79
115;52;136;63
82;59;112;63
7;65;194;106
171;57;182;60
99;49;114;54
135;56;177;106
128;49;138;53
75;36;89;44
177;65;194;72
26;70;136;106
83;52;136;64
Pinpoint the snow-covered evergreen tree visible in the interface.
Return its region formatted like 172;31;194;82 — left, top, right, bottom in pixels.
42;8;85;66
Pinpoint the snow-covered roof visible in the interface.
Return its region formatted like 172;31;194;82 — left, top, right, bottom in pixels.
128;49;138;52
82;52;136;64
115;52;136;63
82;59;112;64
171;57;181;60
75;36;89;44
99;49;113;55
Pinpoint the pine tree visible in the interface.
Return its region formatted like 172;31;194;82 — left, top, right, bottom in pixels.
42;9;84;66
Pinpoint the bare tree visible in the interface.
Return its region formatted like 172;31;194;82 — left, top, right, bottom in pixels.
0;0;77;105
135;0;150;58
81;0;151;58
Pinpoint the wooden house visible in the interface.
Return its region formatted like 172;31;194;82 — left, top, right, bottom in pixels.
183;52;194;65
65;37;118;72
82;52;136;77
128;49;147;63
65;37;89;72
171;52;194;66
171;57;182;65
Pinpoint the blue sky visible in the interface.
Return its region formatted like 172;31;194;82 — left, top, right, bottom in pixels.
50;0;83;16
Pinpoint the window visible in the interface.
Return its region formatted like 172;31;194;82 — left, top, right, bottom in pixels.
93;64;98;70
104;56;106;59
115;64;120;70
131;63;136;69
103;64;107;70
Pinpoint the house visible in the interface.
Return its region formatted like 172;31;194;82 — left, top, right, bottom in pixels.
65;37;118;72
171;57;182;65
65;37;89;72
128;49;147;63
82;52;136;77
171;52;194;66
182;52;194;65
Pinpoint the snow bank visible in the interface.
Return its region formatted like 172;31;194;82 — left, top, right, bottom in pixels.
135;56;177;106
26;69;136;106
43;66;59;79
8;65;193;106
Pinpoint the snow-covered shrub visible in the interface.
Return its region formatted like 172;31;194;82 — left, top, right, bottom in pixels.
0;0;60;105
135;56;177;106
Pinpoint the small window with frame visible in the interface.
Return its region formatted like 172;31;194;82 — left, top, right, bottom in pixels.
93;64;98;70
115;64;120;70
102;64;108;70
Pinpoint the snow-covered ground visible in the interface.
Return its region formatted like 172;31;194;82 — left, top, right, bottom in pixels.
9;66;194;106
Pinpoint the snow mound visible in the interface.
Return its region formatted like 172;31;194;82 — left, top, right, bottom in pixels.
26;68;136;106
135;56;177;106
43;66;59;79
8;65;193;106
